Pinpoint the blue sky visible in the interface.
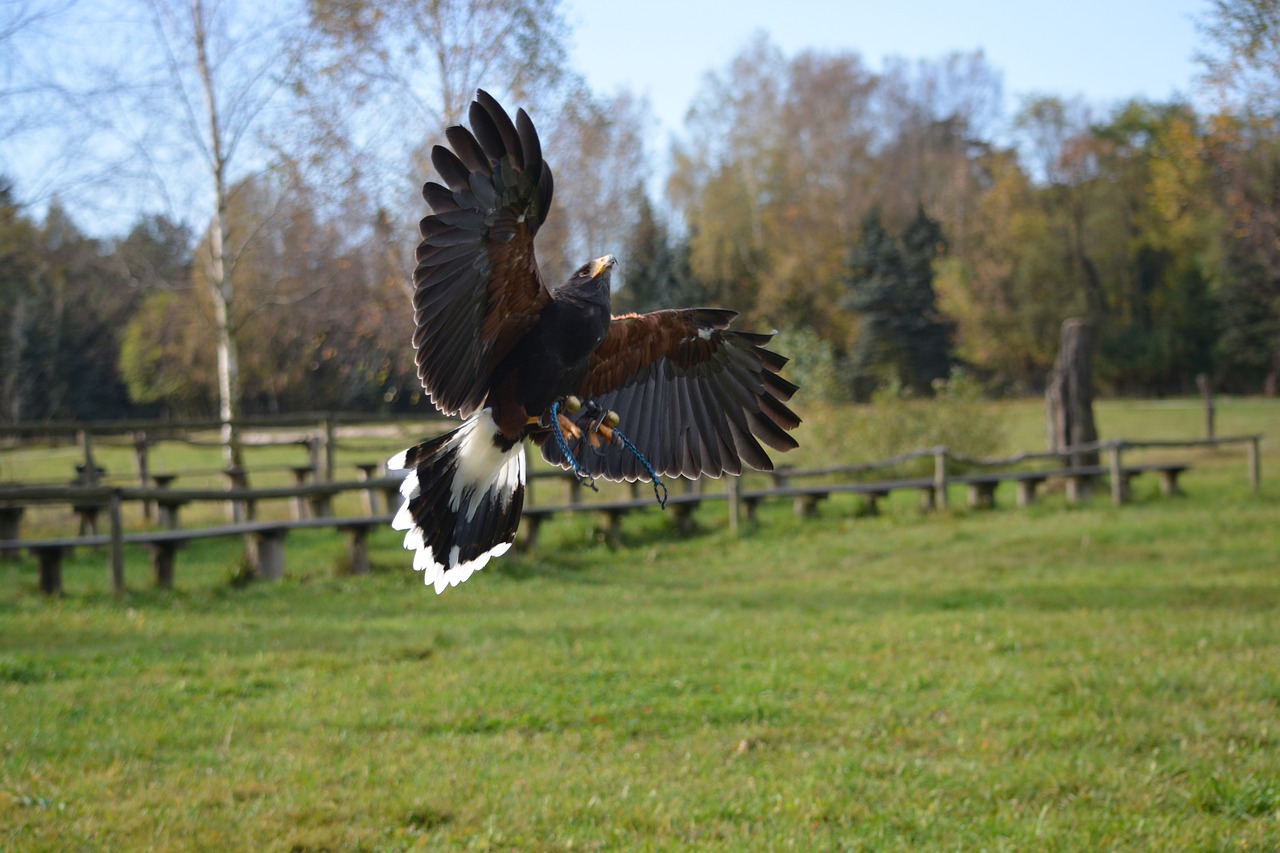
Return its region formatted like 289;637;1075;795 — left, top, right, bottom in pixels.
566;0;1208;138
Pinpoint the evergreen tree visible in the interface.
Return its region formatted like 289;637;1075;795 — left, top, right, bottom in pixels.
615;194;700;313
844;208;955;400
0;180;41;422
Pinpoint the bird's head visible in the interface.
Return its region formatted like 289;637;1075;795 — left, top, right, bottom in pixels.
566;254;617;291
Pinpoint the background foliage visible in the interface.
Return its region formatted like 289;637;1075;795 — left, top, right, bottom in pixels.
1;0;1278;424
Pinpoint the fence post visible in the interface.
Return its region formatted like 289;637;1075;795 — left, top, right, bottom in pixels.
109;489;125;595
1196;374;1215;441
1248;436;1261;494
77;429;100;485
133;431;152;520
726;476;741;533
323;416;337;482
933;447;948;511
224;467;252;522
1108;441;1126;506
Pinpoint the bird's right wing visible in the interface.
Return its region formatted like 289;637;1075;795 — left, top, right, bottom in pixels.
539;309;800;481
412;89;555;418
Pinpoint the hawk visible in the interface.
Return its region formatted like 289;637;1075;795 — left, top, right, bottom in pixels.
390;90;800;593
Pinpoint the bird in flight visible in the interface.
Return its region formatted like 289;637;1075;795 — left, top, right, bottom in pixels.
390;90;800;593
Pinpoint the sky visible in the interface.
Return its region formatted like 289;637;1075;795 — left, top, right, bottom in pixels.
1;0;1212;235
565;0;1209;141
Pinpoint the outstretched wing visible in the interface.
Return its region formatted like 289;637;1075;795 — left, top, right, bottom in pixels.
412;89;555;418
539;309;801;480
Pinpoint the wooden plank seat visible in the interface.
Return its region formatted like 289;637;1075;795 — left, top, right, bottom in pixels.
1124;463;1188;495
520;491;709;549
739;478;936;521
951;470;1053;509
953;463;1190;509
10;515;394;594
5;533;112;595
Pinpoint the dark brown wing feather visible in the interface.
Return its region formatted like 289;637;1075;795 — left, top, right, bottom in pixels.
539;309;800;480
412;90;554;418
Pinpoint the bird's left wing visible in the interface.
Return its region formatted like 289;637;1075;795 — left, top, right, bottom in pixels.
539;309;800;480
412;90;554;418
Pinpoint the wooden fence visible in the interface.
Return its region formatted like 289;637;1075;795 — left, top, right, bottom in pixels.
0;432;1263;595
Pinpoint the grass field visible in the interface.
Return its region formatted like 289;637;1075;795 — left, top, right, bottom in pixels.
2;398;1278;850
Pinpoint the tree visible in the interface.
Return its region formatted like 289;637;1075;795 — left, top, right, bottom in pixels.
1198;0;1280;116
306;0;572;235
843;209;955;399
2;0;332;456
932;146;1064;392
535;87;653;283
614;194;700;314
0;198;145;421
1198;0;1280;392
0;178;40;422
1088;101;1220;393
309;0;569;131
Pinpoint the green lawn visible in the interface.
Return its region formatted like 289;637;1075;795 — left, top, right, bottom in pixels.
2;398;1278;850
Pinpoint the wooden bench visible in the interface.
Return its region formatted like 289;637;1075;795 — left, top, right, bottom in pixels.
1125;463;1188;496
144;515;390;583
951;470;1051;509
520;491;709;549
740;478;937;521
9;515;394;594
953;463;1189;509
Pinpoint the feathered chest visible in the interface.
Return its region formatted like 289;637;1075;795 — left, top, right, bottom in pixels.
543;288;612;367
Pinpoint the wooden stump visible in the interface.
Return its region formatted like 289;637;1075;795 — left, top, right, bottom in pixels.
1046;318;1099;467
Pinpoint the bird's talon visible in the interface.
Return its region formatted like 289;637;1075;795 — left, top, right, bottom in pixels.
556;412;582;442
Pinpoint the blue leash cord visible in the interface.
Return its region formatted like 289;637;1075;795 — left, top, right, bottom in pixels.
549;400;597;491
548;399;667;508
614;426;668;508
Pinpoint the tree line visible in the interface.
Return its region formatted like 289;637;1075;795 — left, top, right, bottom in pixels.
1;0;1277;428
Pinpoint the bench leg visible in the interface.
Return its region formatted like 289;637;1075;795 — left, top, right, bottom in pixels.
919;487;936;511
157;503;182;530
33;546;65;595
672;504;697;535
862;493;881;516
308;495;332;519
345;526;371;575
1116;471;1136;504
967;484;996;510
794;495;820;519
518;515;543;550
152;542;179;589
1016;481;1038;507
76;507;101;537
1065;476;1091;504
0;507;24;561
1159;470;1183;496
743;498;760;526
382;486;404;516
247;529;287;581
601;511;623;548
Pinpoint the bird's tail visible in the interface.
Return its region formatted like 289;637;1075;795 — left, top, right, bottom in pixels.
388;408;525;593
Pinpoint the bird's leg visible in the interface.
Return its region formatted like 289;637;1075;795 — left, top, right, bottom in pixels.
546;398;597;491
532;396;583;440
544;397;667;508
577;400;622;452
